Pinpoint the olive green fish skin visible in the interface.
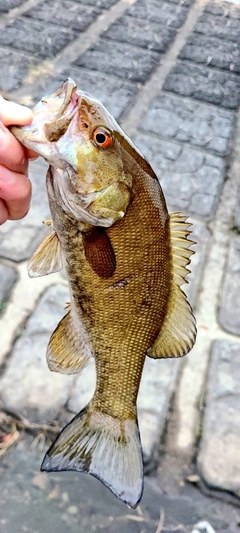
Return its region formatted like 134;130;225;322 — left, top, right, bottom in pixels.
47;146;171;421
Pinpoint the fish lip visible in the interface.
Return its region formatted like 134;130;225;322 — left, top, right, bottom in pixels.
10;78;80;158
54;77;78;119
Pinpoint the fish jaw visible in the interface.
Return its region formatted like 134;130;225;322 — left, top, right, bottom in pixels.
11;78;85;170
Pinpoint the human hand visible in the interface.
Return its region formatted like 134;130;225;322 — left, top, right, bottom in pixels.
0;96;37;225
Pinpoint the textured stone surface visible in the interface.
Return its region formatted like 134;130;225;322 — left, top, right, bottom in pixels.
0;48;38;92
0;440;216;533
40;67;139;120
134;132;225;219
0;17;77;59
127;0;189;28
74;38;160;83
164;60;240;109
198;340;240;497
103;15;176;52
0;0;24;11
77;0;118;7
167;0;194;5
0;285;72;421
219;237;240;335
180;34;240;74
68;357;180;461
25;0;101;32
195;11;240;42
205;1;240;19
0;263;18;311
0;160;50;262
141;92;235;156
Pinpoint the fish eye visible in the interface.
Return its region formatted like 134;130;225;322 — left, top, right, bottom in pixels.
92;127;112;149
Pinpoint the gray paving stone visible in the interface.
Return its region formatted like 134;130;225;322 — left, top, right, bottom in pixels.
0;0;24;11
68;356;181;461
0;48;38;93
195;11;240;43
0;284;72;422
0;263;18;311
24;0;101;32
180;34;240;74
39;67;139;120
198;339;240;497
74;38;160;83
0;17;77;60
0;159;50;262
205;1;240;20
140;92;235;156
219;237;240;335
163;60;240;110
133;132;225;219
167;0;194;5
103;15;176;53
126;0;189;29
76;0;118;7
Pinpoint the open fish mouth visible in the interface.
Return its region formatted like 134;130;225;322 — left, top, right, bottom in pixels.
10;78;80;158
10;78;81;164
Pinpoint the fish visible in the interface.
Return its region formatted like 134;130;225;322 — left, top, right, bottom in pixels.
11;78;196;509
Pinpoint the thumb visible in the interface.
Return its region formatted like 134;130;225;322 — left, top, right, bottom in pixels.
0;96;33;127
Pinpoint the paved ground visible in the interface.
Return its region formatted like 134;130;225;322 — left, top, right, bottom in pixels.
0;0;240;531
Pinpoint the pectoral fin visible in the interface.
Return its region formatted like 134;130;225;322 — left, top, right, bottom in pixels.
28;230;64;278
47;310;92;374
82;227;116;279
148;213;196;359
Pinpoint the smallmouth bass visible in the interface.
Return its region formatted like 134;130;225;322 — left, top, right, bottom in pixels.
12;79;196;508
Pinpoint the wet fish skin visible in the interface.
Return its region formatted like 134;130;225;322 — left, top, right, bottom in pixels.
11;79;196;509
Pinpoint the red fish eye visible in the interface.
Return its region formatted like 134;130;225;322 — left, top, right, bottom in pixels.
92;127;112;149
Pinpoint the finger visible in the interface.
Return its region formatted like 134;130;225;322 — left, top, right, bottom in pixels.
0;123;28;174
0;198;8;225
27;148;39;160
0;96;33;126
0;166;32;220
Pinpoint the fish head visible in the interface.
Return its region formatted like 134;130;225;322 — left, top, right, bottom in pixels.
11;78;133;193
11;79;156;227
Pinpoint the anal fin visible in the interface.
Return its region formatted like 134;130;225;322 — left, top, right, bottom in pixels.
47;310;92;374
28;230;64;278
41;406;143;509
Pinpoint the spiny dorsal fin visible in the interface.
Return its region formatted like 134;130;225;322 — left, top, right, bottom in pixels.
41;406;143;509
28;230;64;278
148;212;196;359
47;310;92;374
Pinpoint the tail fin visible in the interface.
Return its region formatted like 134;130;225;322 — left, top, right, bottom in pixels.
41;407;143;508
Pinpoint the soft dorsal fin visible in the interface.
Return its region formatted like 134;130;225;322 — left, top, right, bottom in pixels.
148;213;196;359
28;230;64;278
47;309;92;374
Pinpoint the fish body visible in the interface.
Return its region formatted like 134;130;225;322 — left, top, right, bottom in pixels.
11;79;196;508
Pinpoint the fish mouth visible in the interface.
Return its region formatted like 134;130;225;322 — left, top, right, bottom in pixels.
10;78;80;161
